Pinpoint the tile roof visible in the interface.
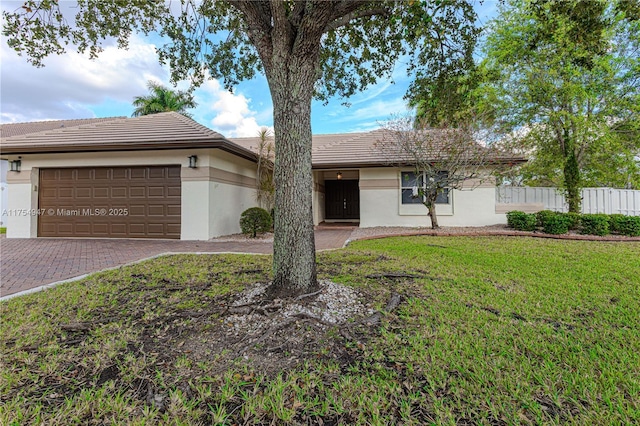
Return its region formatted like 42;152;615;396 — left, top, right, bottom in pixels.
231;129;526;168
0;117;125;138
1;115;524;168
231;130;387;168
0;112;257;162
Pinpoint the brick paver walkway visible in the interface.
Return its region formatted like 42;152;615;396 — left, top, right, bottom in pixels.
0;228;353;298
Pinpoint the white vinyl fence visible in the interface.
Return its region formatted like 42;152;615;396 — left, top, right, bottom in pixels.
496;186;640;216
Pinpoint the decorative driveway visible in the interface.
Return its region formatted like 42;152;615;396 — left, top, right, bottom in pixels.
0;227;353;298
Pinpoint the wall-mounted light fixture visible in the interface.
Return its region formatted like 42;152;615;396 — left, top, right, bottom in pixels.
10;158;21;172
188;155;198;168
336;171;342;180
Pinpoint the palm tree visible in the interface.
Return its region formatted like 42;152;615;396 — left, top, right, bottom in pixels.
131;81;197;118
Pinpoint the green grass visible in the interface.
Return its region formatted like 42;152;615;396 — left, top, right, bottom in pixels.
0;227;6;234
1;237;639;425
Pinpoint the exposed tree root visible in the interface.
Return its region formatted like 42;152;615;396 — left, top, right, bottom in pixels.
365;273;423;279
60;322;92;332
295;289;323;300
361;292;403;326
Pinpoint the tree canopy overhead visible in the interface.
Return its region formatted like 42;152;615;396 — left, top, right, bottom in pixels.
3;0;480;295
4;1;479;100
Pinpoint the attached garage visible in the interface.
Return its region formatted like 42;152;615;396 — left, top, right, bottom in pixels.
38;166;181;239
1;112;260;240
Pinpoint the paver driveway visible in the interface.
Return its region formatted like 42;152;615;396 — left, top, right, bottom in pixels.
0;228;353;298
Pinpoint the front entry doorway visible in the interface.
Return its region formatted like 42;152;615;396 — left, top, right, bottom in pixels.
325;180;360;220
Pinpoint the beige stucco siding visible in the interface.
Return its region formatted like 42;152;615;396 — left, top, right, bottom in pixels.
446;187;503;226
5;168;39;238
209;181;256;238
5;149;258;239
359;167;505;228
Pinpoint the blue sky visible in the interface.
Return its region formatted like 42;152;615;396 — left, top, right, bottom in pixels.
0;1;499;137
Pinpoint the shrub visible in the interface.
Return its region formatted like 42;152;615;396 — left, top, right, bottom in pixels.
536;210;556;228
239;207;273;237
580;214;610;236
609;214;627;234
506;211;537;231
541;212;571;235
609;215;640;237
566;212;582;230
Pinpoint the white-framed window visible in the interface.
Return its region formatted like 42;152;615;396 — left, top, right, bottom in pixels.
401;171;450;205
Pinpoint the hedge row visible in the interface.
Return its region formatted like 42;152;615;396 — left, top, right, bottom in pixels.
506;210;640;237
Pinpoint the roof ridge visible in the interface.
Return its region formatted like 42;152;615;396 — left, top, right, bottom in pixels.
1;113;225;143
1;116;130;141
160;111;224;139
0;116;126;128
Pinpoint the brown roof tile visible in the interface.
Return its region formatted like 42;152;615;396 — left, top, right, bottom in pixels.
0;112;257;162
0;117;125;138
1;115;523;168
232;129;526;168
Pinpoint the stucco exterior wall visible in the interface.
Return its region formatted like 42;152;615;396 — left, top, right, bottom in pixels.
182;152;259;239
0;160;8;227
209;181;256;238
5;168;39;238
4;149;258;239
181;180;211;240
359;167;504;228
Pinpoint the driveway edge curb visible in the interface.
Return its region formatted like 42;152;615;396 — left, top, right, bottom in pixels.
0;251;266;302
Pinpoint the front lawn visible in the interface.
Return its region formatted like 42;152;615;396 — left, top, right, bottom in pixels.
1;237;639;424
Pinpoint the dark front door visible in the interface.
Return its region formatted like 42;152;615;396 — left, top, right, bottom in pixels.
325;180;360;220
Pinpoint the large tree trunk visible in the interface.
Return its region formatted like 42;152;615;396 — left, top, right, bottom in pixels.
237;2;335;297
267;57;319;297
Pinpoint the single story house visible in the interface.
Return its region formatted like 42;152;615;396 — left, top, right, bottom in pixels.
0;117;127;228
1;112;524;240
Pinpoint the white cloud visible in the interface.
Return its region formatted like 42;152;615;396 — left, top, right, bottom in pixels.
193;78;271;138
1;32;272;137
0;33;166;122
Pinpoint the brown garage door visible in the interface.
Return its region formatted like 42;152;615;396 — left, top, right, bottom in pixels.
38;166;181;239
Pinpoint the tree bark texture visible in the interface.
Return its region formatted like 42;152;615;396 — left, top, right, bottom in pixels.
267;54;319;296
564;151;582;213
426;201;440;229
562;129;581;213
233;2;343;296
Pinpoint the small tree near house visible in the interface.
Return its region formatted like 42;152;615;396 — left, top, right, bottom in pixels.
376;116;505;229
255;127;275;213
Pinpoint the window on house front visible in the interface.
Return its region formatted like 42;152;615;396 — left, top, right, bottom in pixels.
401;171;450;204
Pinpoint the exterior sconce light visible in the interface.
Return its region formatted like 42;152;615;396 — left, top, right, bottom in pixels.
10;158;21;172
337;171;342;180
188;155;198;168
